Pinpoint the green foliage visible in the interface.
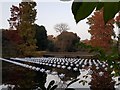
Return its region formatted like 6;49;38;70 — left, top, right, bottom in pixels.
104;2;119;23
91;48;120;76
96;2;104;10
76;42;92;51
47;40;56;52
77;42;120;76
72;2;120;23
72;2;97;23
71;1;120;76
18;1;37;56
34;24;48;51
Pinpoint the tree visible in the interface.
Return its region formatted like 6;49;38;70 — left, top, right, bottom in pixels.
8;1;37;56
60;1;120;88
70;1;120;86
87;9;115;51
55;31;80;52
34;24;48;51
8;5;20;30
71;1;120;54
18;1;37;56
2;29;22;57
47;35;56;52
54;23;70;33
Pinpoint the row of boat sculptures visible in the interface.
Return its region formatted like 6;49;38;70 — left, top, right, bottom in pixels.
1;57;111;78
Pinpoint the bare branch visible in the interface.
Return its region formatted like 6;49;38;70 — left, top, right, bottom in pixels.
54;23;70;33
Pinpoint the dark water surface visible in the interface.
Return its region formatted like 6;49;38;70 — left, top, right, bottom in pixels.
2;61;47;89
2;59;119;90
2;61;81;89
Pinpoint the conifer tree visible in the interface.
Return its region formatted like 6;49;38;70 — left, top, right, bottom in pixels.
18;1;37;56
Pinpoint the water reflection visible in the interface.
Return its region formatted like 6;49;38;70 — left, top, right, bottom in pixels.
2;61;47;89
2;58;119;90
2;61;81;89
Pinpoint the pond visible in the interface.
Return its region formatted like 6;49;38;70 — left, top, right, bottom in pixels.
1;57;120;90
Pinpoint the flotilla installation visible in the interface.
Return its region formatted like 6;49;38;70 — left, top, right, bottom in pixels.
0;57;113;78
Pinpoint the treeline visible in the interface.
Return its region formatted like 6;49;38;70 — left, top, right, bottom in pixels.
2;26;82;57
1;1;82;57
2;2;82;57
2;1;120;57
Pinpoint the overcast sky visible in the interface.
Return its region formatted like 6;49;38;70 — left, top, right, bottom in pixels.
0;0;118;40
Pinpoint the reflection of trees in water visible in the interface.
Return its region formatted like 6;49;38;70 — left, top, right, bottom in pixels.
2;61;81;89
31;63;80;81
51;68;80;81
2;61;47;89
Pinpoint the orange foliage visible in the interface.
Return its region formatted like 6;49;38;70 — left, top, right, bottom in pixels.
87;9;114;51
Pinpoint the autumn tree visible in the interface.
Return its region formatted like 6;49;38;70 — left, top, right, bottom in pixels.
87;9;115;51
2;29;22;57
54;23;70;33
8;1;37;56
8;5;20;30
70;2;120;88
55;31;80;52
